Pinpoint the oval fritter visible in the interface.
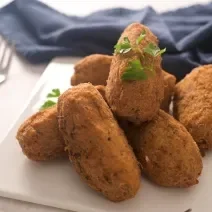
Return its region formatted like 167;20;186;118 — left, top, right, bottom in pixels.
58;83;141;202
122;110;202;188
106;23;164;124
71;54;112;86
174;65;212;150
16;106;65;161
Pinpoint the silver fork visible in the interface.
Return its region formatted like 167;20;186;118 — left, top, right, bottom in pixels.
0;36;13;84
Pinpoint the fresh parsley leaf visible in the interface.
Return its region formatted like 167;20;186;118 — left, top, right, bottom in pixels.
128;59;142;70
40;88;61;110
136;30;146;45
124;37;130;43
47;88;60;98
40;100;56;110
157;48;166;55
144;43;166;57
114;37;132;54
114;33;167;81
122;60;147;81
122;69;147;81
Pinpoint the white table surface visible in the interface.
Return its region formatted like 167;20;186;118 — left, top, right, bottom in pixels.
0;0;210;211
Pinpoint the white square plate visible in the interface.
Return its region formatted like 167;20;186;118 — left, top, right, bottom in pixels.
0;57;211;212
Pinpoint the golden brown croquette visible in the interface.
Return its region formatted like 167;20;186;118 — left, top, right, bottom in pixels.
58;83;141;202
106;23;164;124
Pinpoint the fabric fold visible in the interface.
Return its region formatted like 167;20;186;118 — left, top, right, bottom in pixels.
0;0;211;80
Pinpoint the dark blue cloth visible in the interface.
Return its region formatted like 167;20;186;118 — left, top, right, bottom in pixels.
0;0;212;80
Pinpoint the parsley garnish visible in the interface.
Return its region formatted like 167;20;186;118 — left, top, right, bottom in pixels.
114;37;132;54
136;30;146;45
40;88;61;110
114;30;146;55
144;43;166;57
47;88;60;97
122;60;147;81
114;29;166;81
40;100;56;110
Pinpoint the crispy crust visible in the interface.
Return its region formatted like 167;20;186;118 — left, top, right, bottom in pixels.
16;106;65;161
174;65;212;150
106;23;164;124
122;110;202;188
58;83;141;202
71;54;112;86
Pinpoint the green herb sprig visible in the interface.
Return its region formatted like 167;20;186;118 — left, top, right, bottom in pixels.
40;100;56;110
114;30;146;55
40;88;61;110
114;37;132;54
136;30;146;45
144;43;166;57
121;60;147;81
47;88;60;97
114;29;166;81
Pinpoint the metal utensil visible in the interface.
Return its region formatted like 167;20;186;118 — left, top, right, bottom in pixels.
0;36;13;84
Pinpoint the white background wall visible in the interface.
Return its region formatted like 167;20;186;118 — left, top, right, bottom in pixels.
0;0;211;14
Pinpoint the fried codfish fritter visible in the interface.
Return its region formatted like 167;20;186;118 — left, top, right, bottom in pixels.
58;83;141;202
71;54;112;86
174;65;212;150
16;106;65;161
161;71;176;113
121;110;202;187
106;23;164;124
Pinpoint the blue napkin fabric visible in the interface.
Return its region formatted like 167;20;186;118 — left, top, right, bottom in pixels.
0;0;212;80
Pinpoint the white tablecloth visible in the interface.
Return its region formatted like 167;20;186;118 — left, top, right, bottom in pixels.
0;0;210;211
